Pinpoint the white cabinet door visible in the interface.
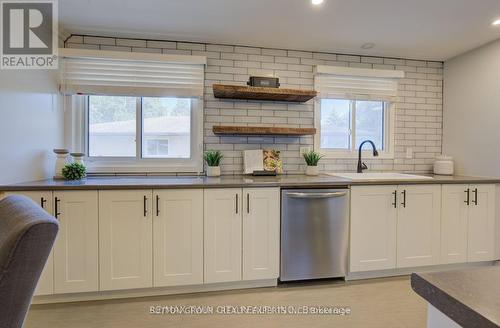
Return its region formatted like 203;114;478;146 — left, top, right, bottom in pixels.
396;185;441;268
53;191;99;294
350;186;398;272
153;189;203;287
468;184;495;262
5;191;54;296
99;190;153;291
204;188;242;283
242;188;280;281
441;185;469;264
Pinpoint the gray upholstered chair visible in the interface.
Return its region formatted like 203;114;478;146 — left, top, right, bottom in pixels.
0;195;58;328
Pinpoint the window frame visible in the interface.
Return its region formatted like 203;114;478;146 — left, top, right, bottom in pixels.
77;95;203;174
314;98;395;159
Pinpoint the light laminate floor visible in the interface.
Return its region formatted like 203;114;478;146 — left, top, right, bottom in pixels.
25;276;426;328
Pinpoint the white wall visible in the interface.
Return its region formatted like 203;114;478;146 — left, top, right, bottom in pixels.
0;69;63;184
443;38;500;261
443;39;500;177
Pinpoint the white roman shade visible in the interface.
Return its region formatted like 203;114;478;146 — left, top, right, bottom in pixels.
314;65;405;101
59;48;206;98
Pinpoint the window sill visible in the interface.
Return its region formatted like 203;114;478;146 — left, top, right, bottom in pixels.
85;160;203;174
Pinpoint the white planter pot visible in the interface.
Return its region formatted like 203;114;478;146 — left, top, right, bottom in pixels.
206;166;221;177
306;165;319;176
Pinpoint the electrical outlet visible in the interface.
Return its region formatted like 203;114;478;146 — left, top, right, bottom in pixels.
406;148;413;159
300;146;312;155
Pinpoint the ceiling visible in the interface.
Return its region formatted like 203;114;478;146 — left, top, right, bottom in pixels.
59;0;500;61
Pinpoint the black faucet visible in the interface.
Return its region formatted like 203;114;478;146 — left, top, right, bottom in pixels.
357;140;379;173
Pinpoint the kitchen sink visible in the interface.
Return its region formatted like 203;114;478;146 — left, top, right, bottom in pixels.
326;172;434;181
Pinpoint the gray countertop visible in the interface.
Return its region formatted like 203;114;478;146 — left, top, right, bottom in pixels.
0;174;499;191
411;266;500;328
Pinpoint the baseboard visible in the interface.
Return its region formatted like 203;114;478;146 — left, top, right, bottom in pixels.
32;279;278;305
346;261;496;281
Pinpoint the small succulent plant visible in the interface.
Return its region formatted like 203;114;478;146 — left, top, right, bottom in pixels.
203;150;223;167
302;150;324;166
62;163;87;180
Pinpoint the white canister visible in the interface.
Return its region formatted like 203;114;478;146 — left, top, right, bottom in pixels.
53;149;69;179
434;155;454;175
70;152;85;166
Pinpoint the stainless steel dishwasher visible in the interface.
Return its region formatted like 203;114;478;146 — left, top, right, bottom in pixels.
280;188;349;281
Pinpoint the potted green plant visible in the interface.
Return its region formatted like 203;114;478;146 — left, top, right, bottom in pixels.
61;162;87;180
302;150;324;176
204;150;223;177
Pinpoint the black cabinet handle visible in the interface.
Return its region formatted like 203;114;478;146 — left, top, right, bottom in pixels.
40;197;47;209
54;197;61;219
235;194;238;214
392;190;397;208
464;188;470;206
247;193;250;214
143;195;148;217
156;195;160;216
401;190;407;208
472;188;478;206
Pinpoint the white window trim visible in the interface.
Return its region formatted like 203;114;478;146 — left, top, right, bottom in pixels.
66;95;203;174
314;98;395;159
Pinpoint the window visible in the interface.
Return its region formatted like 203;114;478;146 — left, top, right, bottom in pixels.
314;65;402;159
316;98;394;158
84;95;202;173
59;48;206;173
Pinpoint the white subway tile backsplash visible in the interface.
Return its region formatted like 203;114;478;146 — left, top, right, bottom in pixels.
275;56;300;64
66;35;443;175
234;46;261;55
116;38;147;47
287;50;313;58
146;40;176;49
83;36;115;45
66;43;98;49
262;48;287;56
206;44;234;53
163;49;192;55
100;45;131;52
132;47;161;53
361;56;383;64
177;42;205;51
337;54;361;62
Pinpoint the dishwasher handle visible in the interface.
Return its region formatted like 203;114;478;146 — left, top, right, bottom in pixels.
286;191;348;199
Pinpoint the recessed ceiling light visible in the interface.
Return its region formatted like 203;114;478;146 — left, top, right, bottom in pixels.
312;0;324;5
361;43;375;49
492;19;500;26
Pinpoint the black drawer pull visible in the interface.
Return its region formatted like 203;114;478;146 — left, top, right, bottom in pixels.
235;194;239;214
54;197;61;218
40;197;47;209
464;189;470;206
247;193;250;214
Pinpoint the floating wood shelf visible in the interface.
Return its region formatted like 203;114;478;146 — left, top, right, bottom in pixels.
213;126;316;136
213;84;317;103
